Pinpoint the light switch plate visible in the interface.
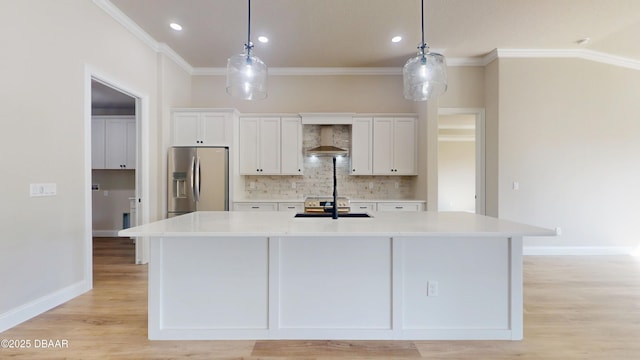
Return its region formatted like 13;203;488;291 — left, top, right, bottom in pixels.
30;183;56;197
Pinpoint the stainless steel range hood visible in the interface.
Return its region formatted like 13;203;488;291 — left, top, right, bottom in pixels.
306;126;349;156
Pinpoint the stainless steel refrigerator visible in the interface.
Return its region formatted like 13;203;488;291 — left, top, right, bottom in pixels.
167;147;229;217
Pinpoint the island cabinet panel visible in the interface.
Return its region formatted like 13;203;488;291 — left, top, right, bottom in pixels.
399;237;510;333
154;237;269;336
275;237;392;332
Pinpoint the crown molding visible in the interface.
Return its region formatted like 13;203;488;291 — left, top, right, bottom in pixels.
496;49;640;71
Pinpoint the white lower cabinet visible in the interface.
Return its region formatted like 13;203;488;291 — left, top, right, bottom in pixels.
377;202;424;212
277;202;304;212
233;202;278;211
349;202;376;212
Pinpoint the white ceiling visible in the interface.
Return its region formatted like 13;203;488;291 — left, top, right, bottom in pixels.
108;0;640;69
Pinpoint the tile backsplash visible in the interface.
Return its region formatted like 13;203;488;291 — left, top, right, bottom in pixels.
242;125;416;200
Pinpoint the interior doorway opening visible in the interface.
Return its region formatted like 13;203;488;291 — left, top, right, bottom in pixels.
90;79;137;264
437;108;485;214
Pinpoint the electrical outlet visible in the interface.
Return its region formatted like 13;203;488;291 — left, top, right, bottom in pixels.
395;182;399;189
249;182;256;190
369;182;374;190
427;281;439;297
291;182;296;189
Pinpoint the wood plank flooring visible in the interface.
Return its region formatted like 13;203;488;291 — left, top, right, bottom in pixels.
2;238;640;359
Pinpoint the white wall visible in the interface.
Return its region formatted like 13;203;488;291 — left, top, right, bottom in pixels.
497;58;640;251
91;170;135;235
438;141;476;212
0;0;191;331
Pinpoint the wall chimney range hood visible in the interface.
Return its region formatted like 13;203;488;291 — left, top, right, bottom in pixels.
302;113;352;156
306;126;348;156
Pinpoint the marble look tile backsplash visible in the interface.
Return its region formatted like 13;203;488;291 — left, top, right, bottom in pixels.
243;125;416;199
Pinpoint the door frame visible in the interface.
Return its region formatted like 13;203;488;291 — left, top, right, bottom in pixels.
84;65;150;269
437;108;486;215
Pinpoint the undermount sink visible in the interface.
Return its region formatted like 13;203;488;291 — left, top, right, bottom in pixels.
294;213;372;218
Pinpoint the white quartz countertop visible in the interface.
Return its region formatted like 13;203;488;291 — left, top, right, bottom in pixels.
119;211;555;238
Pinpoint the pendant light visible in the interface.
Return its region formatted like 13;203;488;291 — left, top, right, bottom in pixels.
226;0;268;100
402;0;447;101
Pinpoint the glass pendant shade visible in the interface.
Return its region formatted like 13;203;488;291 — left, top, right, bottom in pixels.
226;46;268;100
403;49;447;101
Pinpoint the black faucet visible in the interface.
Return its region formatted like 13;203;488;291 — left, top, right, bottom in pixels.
332;155;338;219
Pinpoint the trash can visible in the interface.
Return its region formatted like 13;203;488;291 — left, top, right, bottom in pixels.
123;212;130;229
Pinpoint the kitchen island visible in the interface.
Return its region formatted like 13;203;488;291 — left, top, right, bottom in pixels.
119;211;554;340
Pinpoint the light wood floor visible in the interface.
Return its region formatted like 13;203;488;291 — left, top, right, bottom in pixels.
2;238;640;359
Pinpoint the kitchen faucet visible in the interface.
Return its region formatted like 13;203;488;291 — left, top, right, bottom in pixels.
332;156;338;219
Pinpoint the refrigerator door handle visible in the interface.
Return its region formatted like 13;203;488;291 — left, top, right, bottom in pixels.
194;156;201;202
190;155;197;200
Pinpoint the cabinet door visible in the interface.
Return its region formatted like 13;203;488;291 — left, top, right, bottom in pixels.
393;118;417;175
258;118;281;174
278;202;304;212
91;117;106;169
125;118;136;169
239;117;260;174
377;202;423;212
372;118;394;174
280;117;303;175
233;202;278;211
350;202;376;212
105;118;128;169
350;117;373;175
200;113;228;145
172;112;200;145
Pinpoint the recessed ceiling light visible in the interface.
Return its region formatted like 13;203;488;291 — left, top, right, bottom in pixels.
169;23;183;31
391;36;402;43
258;36;269;43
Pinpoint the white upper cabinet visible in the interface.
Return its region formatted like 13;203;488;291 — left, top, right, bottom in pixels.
92;116;135;170
280;117;304;175
239;117;281;175
372;117;417;175
350;117;373;175
171;110;232;146
105;117;136;169
91;117;106;169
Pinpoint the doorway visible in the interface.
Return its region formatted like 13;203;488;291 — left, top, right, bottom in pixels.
437;108;485;214
91;79;137;263
84;69;149;268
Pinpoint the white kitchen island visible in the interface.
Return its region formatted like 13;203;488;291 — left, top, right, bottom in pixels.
118;211;554;341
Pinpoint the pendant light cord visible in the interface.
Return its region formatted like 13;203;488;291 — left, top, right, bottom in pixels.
247;0;251;47
421;0;424;49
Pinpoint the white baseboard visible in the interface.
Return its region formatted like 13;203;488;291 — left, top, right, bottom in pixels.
523;246;633;256
93;229;120;237
0;280;91;332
